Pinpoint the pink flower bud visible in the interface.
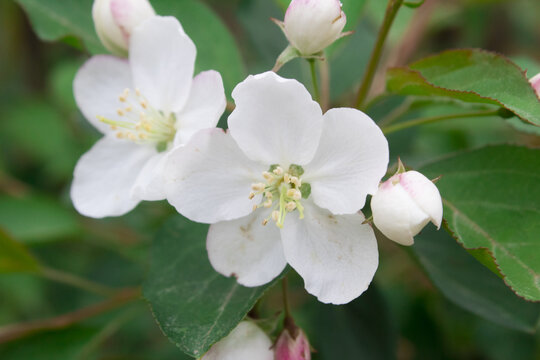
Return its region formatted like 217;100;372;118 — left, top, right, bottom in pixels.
283;0;347;56
371;170;443;246
92;0;155;56
530;73;540;98
275;329;311;360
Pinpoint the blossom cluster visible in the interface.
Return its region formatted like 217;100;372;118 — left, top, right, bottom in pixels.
73;0;445;357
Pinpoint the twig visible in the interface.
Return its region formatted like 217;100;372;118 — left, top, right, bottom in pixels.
355;0;404;110
0;287;140;344
40;266;117;297
381;110;499;134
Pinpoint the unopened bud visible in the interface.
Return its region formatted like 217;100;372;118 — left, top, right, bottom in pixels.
201;321;273;360
530;72;540;98
275;328;311;360
92;0;155;56
371;170;443;246
282;0;347;56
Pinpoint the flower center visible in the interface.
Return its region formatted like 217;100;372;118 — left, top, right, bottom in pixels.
249;164;311;228
98;88;176;152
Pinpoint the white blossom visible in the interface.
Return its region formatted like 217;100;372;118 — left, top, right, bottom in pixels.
165;71;389;304
71;16;225;218
371;170;443;246
92;0;156;56
200;321;273;360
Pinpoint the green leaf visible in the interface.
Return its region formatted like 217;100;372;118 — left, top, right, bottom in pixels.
0;195;80;244
412;226;540;333
15;0;105;54
387;49;540;126
152;0;245;97
0;228;40;274
296;285;397;359
419;145;540;301
144;216;282;358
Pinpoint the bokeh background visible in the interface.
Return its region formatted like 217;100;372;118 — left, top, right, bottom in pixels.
0;0;539;359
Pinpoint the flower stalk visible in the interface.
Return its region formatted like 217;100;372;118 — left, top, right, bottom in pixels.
355;0;404;110
308;59;320;103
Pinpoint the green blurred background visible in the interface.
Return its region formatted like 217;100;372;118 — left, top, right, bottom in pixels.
0;0;539;359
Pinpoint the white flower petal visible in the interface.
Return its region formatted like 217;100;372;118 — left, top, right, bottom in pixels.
165;128;266;223
131;151;169;201
207;211;286;287
71;136;155;218
130;16;196;113
174;70;226;146
280;202;378;304
371;180;431;246
73;55;132;134
229;71;323;166
303;108;389;214
201;321;273;360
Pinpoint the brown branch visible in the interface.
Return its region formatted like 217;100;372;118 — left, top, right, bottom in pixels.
0;287;140;344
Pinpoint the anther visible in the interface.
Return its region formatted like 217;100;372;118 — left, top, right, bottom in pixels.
262;171;273;181
265;191;273;199
251;183;265;192
286;201;297;212
264;199;273;208
271;211;280;222
117;109;125;116
248;192;255;200
291;176;301;187
273;167;283;175
140;100;148;109
262;219;269;226
253;205;258;212
287;189;302;201
283;173;291;184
